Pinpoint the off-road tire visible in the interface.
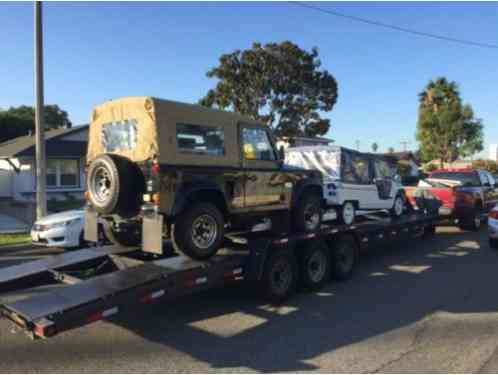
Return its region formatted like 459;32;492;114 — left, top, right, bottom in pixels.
172;202;225;260
293;193;322;233
330;235;358;281
299;240;331;291
261;249;298;304
102;219;141;247
87;154;144;217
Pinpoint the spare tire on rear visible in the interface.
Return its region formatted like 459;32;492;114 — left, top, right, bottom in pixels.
87;154;145;217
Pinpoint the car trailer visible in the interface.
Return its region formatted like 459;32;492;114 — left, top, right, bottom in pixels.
0;211;438;340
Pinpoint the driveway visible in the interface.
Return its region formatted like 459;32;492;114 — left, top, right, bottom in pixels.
1;226;498;372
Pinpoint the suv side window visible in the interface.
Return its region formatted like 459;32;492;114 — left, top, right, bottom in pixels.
242;128;276;161
479;171;489;186
342;152;370;184
176;124;225;156
374;158;393;179
487;172;496;186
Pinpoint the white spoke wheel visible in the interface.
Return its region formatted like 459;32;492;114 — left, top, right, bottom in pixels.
391;195;405;218
299;241;331;291
340;202;356;225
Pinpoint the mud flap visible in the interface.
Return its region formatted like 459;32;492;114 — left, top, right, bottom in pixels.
142;213;163;254
84;208;98;242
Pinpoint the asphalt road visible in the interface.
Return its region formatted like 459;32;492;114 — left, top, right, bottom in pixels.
1;226;498;373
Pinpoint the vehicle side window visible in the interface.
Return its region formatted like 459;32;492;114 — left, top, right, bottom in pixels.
242;128;276;161
176;124;225;156
479;171;489;186
374;159;393;179
342;152;370;184
487;172;495;186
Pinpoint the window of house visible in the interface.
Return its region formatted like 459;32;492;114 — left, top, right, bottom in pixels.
46;159;79;188
176;124;225;156
242;128;276;161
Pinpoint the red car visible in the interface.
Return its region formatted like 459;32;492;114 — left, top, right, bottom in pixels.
407;168;498;230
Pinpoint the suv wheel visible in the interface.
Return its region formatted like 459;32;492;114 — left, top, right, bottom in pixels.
293;193;322;233
172;202;225;260
391;194;405;218
338;201;356;225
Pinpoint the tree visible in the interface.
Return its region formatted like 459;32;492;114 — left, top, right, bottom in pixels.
472;159;498;174
416;77;483;167
0;104;71;143
371;142;379;153
424;163;439;173
200;41;338;139
388;147;395;154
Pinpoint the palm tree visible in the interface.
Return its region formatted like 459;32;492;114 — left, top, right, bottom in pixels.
371;142;379;153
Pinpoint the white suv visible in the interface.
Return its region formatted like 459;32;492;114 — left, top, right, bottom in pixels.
285;146;406;225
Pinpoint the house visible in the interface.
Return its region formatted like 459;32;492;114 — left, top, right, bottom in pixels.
382;151;420;177
276;136;333;150
0;125;88;225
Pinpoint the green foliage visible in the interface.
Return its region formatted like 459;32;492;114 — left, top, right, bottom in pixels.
200;41;338;139
424;163;439;173
0;233;31;248
0;105;72;143
371;142;379;153
416;77;483;165
397;161;412;177
472;159;498;174
387;147;395;154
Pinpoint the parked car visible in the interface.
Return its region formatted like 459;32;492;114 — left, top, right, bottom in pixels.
284;146;406;225
84;97;324;260
408;168;498;230
489;205;498;249
31;209;105;249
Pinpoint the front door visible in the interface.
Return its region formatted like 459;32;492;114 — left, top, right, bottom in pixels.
239;125;285;211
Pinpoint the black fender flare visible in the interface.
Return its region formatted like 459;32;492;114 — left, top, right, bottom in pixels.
171;180;229;217
291;178;324;208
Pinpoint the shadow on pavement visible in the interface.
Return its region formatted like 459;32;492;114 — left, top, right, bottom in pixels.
102;227;498;372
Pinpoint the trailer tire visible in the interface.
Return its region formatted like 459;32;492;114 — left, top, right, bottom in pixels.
299;240;331;291
330;235;357;281
261;249;298;304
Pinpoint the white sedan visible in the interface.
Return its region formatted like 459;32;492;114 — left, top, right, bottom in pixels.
489;206;498;249
31;209;105;249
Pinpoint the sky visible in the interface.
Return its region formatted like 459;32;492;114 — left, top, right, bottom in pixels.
1;1;497;156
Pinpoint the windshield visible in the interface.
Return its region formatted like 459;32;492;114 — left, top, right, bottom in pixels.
429;172;480;186
102;119;138;153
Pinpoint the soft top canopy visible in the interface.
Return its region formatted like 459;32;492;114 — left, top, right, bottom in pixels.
285;145;342;180
285;145;397;181
87;96;262;165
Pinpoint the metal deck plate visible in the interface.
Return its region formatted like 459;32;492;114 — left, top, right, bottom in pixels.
4;262;171;321
0;245;134;286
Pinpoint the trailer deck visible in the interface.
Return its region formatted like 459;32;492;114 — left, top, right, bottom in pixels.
0;211;439;339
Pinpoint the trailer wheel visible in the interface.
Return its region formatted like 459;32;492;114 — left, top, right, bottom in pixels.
299;240;331;291
262;249;298;303
330;235;357;281
459;208;482;232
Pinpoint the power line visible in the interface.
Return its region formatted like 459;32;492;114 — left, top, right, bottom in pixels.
289;1;498;50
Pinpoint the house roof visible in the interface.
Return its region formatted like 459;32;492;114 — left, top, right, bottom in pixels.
0;125;88;159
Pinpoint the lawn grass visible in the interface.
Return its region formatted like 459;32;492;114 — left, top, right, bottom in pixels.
0;233;31;248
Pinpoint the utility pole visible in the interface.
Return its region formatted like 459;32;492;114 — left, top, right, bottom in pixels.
35;1;46;218
400;140;411;152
